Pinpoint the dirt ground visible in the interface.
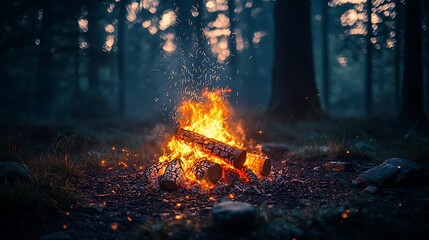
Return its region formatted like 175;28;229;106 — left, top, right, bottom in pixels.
1;118;429;239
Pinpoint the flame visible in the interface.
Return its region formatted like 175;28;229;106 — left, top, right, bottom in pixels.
159;88;265;188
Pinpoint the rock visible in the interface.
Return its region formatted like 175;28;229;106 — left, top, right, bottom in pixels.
40;231;72;240
363;185;379;194
0;161;29;183
211;201;257;233
323;161;354;172
358;163;399;187
383;158;424;185
358;158;424;187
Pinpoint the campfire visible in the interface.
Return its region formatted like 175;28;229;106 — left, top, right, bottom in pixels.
142;88;271;191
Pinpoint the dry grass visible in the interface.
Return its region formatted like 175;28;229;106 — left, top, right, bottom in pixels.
0;136;82;230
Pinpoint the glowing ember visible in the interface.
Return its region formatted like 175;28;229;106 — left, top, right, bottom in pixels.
157;88;268;189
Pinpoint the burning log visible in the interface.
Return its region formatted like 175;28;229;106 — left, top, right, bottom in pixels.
242;167;259;184
245;155;271;176
159;159;185;191
175;128;247;168
141;161;168;183
191;158;223;184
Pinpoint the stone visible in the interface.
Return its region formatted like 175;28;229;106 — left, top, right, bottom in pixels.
363;185;379;194
40;231;72;240
323;161;354;172
0;161;29;183
211;201;257;233
358;158;424;187
383;158;424;185
358;163;399;187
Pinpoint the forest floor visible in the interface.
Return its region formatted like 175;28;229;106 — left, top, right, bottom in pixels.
1;116;429;239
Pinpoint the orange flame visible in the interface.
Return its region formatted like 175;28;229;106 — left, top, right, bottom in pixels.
159;88;265;187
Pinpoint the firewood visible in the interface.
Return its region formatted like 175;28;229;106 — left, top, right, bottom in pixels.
242;167;259;184
175;128;247;168
141;161;168;183
245;155;271;176
191;158;222;184
159;159;185;191
224;168;241;183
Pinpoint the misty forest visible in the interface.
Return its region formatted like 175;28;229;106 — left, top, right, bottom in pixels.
1;0;429;239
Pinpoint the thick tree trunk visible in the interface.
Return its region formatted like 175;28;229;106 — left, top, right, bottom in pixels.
175;128;247;168
159;159;185;191
35;2;54;118
268;0;321;120
399;0;426;121
365;0;373;117
87;1;102;91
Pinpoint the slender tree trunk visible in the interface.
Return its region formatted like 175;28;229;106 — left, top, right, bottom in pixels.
322;0;330;110
365;0;373;117
394;0;403;109
35;2;54;118
268;0;321;120
117;0;126;117
399;0;426;121
87;2;101;91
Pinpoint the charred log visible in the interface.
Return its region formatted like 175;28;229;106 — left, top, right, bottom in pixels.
175;128;247;168
141;161;168;183
191;158;223;184
159;159;185;191
224;168;242;183
243;167;259;184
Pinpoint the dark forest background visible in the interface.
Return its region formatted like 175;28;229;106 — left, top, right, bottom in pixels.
1;0;428;123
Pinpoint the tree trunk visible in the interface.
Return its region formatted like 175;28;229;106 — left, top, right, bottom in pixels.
268;0;321;120
87;1;102;91
321;0;330;110
399;0;426;121
365;0;373;117
35;2;54;118
394;0;403;109
117;0;126;117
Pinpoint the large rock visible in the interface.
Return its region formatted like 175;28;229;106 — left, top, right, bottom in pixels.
358;158;424;187
211;201;257;233
0;161;29;183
